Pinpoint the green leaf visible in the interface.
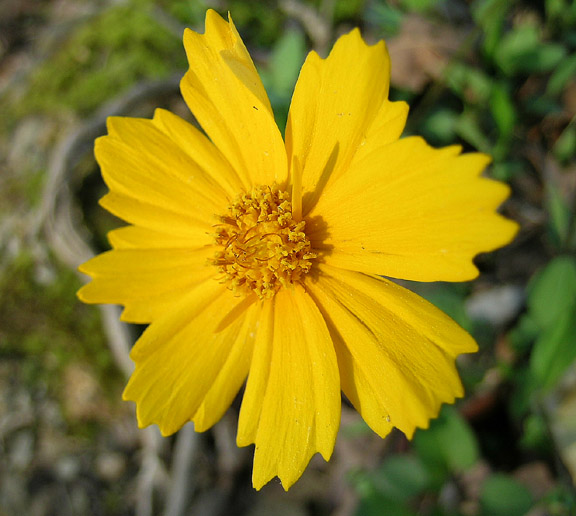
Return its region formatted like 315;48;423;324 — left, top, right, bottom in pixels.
546;0;565;19
520;413;552;452
421;110;458;145
553;124;576;165
267;28;306;96
445;63;492;104
507;314;539;353
547;54;576;96
527;256;576;329
334;0;365;19
496;23;566;75
473;0;510;58
355;493;417;516
496;23;540;74
546;183;573;248
350;465;420;516
530;308;576;390
541;486;576;516
456;112;493;153
366;3;403;35
259;28;306;132
480;474;534;516
546;0;576;27
490;82;516;141
398;0;436;13
370;455;431;502
509;368;539;420
530;44;568;72
491;160;523;182
414;406;479;477
466;68;494;104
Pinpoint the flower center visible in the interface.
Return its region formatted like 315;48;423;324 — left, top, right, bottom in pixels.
212;185;316;299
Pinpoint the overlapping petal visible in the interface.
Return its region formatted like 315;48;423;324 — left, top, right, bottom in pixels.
181;10;287;187
102;116;229;212
237;285;340;490
307;137;518;281
286;28;408;215
123;281;258;436
95;115;232;240
106;225;202;250
99;192;212;239
78;246;216;323
308;265;477;439
192;297;259;432
151;108;244;198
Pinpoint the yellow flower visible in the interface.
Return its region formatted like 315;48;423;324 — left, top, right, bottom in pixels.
78;10;518;490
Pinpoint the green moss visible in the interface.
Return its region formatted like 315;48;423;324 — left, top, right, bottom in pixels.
15;2;184;117
0;252;121;397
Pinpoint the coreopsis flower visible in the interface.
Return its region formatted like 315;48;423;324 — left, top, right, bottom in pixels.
78;10;518;490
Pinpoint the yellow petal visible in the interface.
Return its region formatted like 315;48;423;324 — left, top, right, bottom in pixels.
193;298;260;432
77;246;216;323
307;137;519;281
286;29;407;214
123;282;256;436
236;297;274;449
238;285;340;490
181;10;287;186
307;265;477;439
107;225;202;250
99;192;213;240
151;108;244;198
96;119;225;222
352;99;409;164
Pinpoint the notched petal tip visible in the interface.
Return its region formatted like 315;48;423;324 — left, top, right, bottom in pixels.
181;6;286;187
75;284;90;303
122;374;180;437
335;26;389;54
183;9;237;55
241;287;340;491
76;258;102;303
76;260;91;277
309;267;476;439
252;462;307;492
476;150;493;167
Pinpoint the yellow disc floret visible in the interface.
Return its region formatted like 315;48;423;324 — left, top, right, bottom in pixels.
213;185;316;299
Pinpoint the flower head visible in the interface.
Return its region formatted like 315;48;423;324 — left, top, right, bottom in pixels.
78;10;518;490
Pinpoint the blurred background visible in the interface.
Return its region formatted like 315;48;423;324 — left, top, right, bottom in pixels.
1;0;575;515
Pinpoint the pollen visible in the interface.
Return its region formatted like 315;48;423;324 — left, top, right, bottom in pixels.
212;185;317;299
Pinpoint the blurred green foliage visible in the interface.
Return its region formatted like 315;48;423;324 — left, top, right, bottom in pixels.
0;252;118;394
480;474;533;516
351;407;494;515
527;256;576;391
260;28;307;132
12;1;184;118
398;0;576;180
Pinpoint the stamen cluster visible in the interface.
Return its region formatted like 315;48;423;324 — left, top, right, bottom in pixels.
213;185;316;299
